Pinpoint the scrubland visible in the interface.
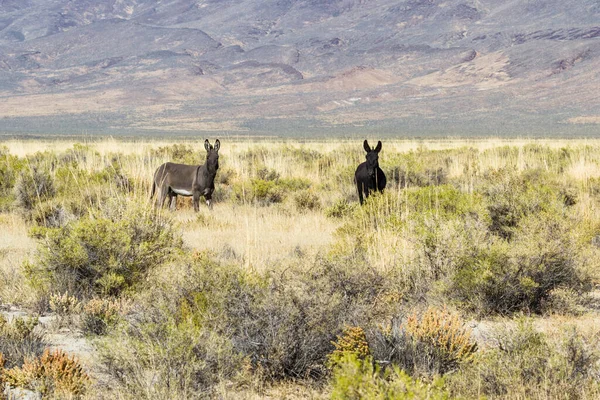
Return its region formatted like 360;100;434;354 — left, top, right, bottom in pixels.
0;137;599;399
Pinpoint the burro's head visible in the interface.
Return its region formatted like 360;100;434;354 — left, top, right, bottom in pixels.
204;139;220;171
363;139;382;176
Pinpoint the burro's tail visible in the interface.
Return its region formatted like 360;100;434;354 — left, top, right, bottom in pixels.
150;181;156;200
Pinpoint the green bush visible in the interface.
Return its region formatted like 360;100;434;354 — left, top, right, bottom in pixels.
330;353;451;400
234;177;312;205
251;178;284;203
325;199;358;219
92;159;132;193
25;201;182;298
294;189;321;211
447;212;593;315
0;315;45;369
447;319;600;399
97;250;396;394
97;254;245;397
14;167;55;211
81;298;122;335
480;169;567;239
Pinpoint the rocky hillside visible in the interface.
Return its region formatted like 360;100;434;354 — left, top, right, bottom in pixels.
1;0;599;136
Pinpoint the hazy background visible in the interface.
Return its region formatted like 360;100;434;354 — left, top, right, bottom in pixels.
1;0;599;137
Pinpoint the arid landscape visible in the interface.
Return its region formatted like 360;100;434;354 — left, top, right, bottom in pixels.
0;138;600;398
1;0;600;136
2;0;600;399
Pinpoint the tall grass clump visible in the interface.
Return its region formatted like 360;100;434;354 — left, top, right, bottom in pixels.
330;353;451;400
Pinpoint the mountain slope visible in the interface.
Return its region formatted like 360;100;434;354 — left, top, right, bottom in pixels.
1;0;599;136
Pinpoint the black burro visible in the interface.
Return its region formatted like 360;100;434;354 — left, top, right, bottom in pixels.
354;139;386;205
151;139;220;211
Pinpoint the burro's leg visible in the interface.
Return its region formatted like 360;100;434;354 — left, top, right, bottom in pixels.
169;194;177;211
193;192;200;212
204;188;214;210
356;181;364;205
158;186;169;209
364;183;372;202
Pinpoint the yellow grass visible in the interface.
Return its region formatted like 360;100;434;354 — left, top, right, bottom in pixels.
2;137;600;399
4;137;600;157
0;212;36;305
4;137;600;274
176;205;337;270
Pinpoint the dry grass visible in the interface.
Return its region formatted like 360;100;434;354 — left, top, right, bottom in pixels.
3;137;600;156
2;137;600;398
178;205;337;269
4;136;600;278
0;212;36;306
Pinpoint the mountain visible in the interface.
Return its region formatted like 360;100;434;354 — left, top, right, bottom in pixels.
1;0;600;137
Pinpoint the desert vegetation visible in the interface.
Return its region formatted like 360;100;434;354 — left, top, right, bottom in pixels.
0;138;599;399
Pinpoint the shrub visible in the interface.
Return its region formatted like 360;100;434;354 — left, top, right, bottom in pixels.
251;179;284;203
223;256;392;380
49;291;81;329
325;199;357;219
404;307;477;365
232;175;313;205
328;326;371;368
480;169;565;239
150;144;197;164
371;307;477;377
81;298;121;335
97;256;244;397
3;349;90;397
26;202;182;298
294;189;321;211
447;212;593;315
97;250;395;394
0;316;45;369
256;167;280;181
446;319;600;399
388;167;448;188
14;166;55;211
330;353;451;400
30;200;71;228
542;287;588;316
92;160;132;193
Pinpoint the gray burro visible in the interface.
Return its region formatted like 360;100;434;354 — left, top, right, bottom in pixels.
151;139;220;211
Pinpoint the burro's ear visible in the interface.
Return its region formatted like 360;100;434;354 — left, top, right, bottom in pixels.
214;139;220;152
204;139;211;152
363;140;371;152
374;140;382;153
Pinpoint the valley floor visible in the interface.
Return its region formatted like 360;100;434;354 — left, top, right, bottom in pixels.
1;137;599;399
